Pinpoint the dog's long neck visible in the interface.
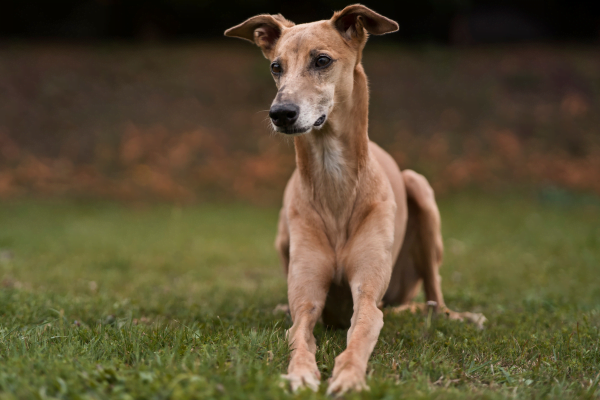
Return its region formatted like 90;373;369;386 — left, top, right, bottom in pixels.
294;64;370;212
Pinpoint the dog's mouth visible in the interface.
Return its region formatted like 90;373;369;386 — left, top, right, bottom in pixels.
274;115;327;135
278;126;311;135
313;115;327;127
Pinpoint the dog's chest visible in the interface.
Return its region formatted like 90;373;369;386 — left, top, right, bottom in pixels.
309;135;358;243
312;135;346;181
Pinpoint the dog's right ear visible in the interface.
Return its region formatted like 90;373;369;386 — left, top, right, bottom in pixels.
331;5;398;41
224;14;294;59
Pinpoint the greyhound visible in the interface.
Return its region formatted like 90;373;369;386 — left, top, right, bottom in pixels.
225;5;485;394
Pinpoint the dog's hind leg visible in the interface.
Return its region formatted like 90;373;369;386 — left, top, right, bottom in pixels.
387;170;486;329
382;195;423;307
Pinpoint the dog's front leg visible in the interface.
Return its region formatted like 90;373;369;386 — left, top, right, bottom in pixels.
327;204;395;395
282;220;334;392
326;277;388;395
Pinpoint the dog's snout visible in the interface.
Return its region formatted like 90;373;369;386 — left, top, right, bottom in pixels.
269;104;299;128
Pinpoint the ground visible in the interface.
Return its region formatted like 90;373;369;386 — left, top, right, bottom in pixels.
0;193;599;399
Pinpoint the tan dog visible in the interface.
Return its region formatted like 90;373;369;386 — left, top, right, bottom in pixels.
225;5;485;394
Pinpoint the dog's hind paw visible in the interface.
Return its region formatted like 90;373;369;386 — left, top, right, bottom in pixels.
389;302;487;329
273;303;290;314
444;309;487;330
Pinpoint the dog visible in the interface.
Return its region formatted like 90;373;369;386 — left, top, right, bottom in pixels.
225;5;485;394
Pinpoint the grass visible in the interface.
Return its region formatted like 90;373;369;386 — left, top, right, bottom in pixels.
0;193;599;399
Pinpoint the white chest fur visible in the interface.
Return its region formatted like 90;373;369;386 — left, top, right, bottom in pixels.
313;135;345;181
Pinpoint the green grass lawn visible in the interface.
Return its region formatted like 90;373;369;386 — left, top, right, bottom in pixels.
0;194;599;399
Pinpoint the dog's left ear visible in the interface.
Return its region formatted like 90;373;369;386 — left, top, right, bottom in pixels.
224;14;294;59
331;4;398;41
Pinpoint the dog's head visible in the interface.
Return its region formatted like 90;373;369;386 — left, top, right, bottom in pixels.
225;5;398;136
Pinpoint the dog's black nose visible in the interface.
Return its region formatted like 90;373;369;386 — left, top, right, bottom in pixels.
269;104;299;128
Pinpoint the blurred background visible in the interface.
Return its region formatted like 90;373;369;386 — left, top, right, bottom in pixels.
1;0;600;204
2;3;600;396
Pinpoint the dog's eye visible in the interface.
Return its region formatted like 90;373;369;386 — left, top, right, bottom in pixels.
271;62;282;74
315;56;332;68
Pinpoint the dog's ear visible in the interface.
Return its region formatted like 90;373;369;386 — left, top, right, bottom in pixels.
224;14;294;59
331;4;398;41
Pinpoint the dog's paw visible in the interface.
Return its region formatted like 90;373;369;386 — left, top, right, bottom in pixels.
281;369;320;392
326;367;369;396
461;311;487;330
444;309;487;330
282;357;321;393
326;354;368;396
388;303;426;315
273;303;290;314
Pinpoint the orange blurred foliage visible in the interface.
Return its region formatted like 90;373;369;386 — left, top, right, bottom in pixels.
0;44;599;203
